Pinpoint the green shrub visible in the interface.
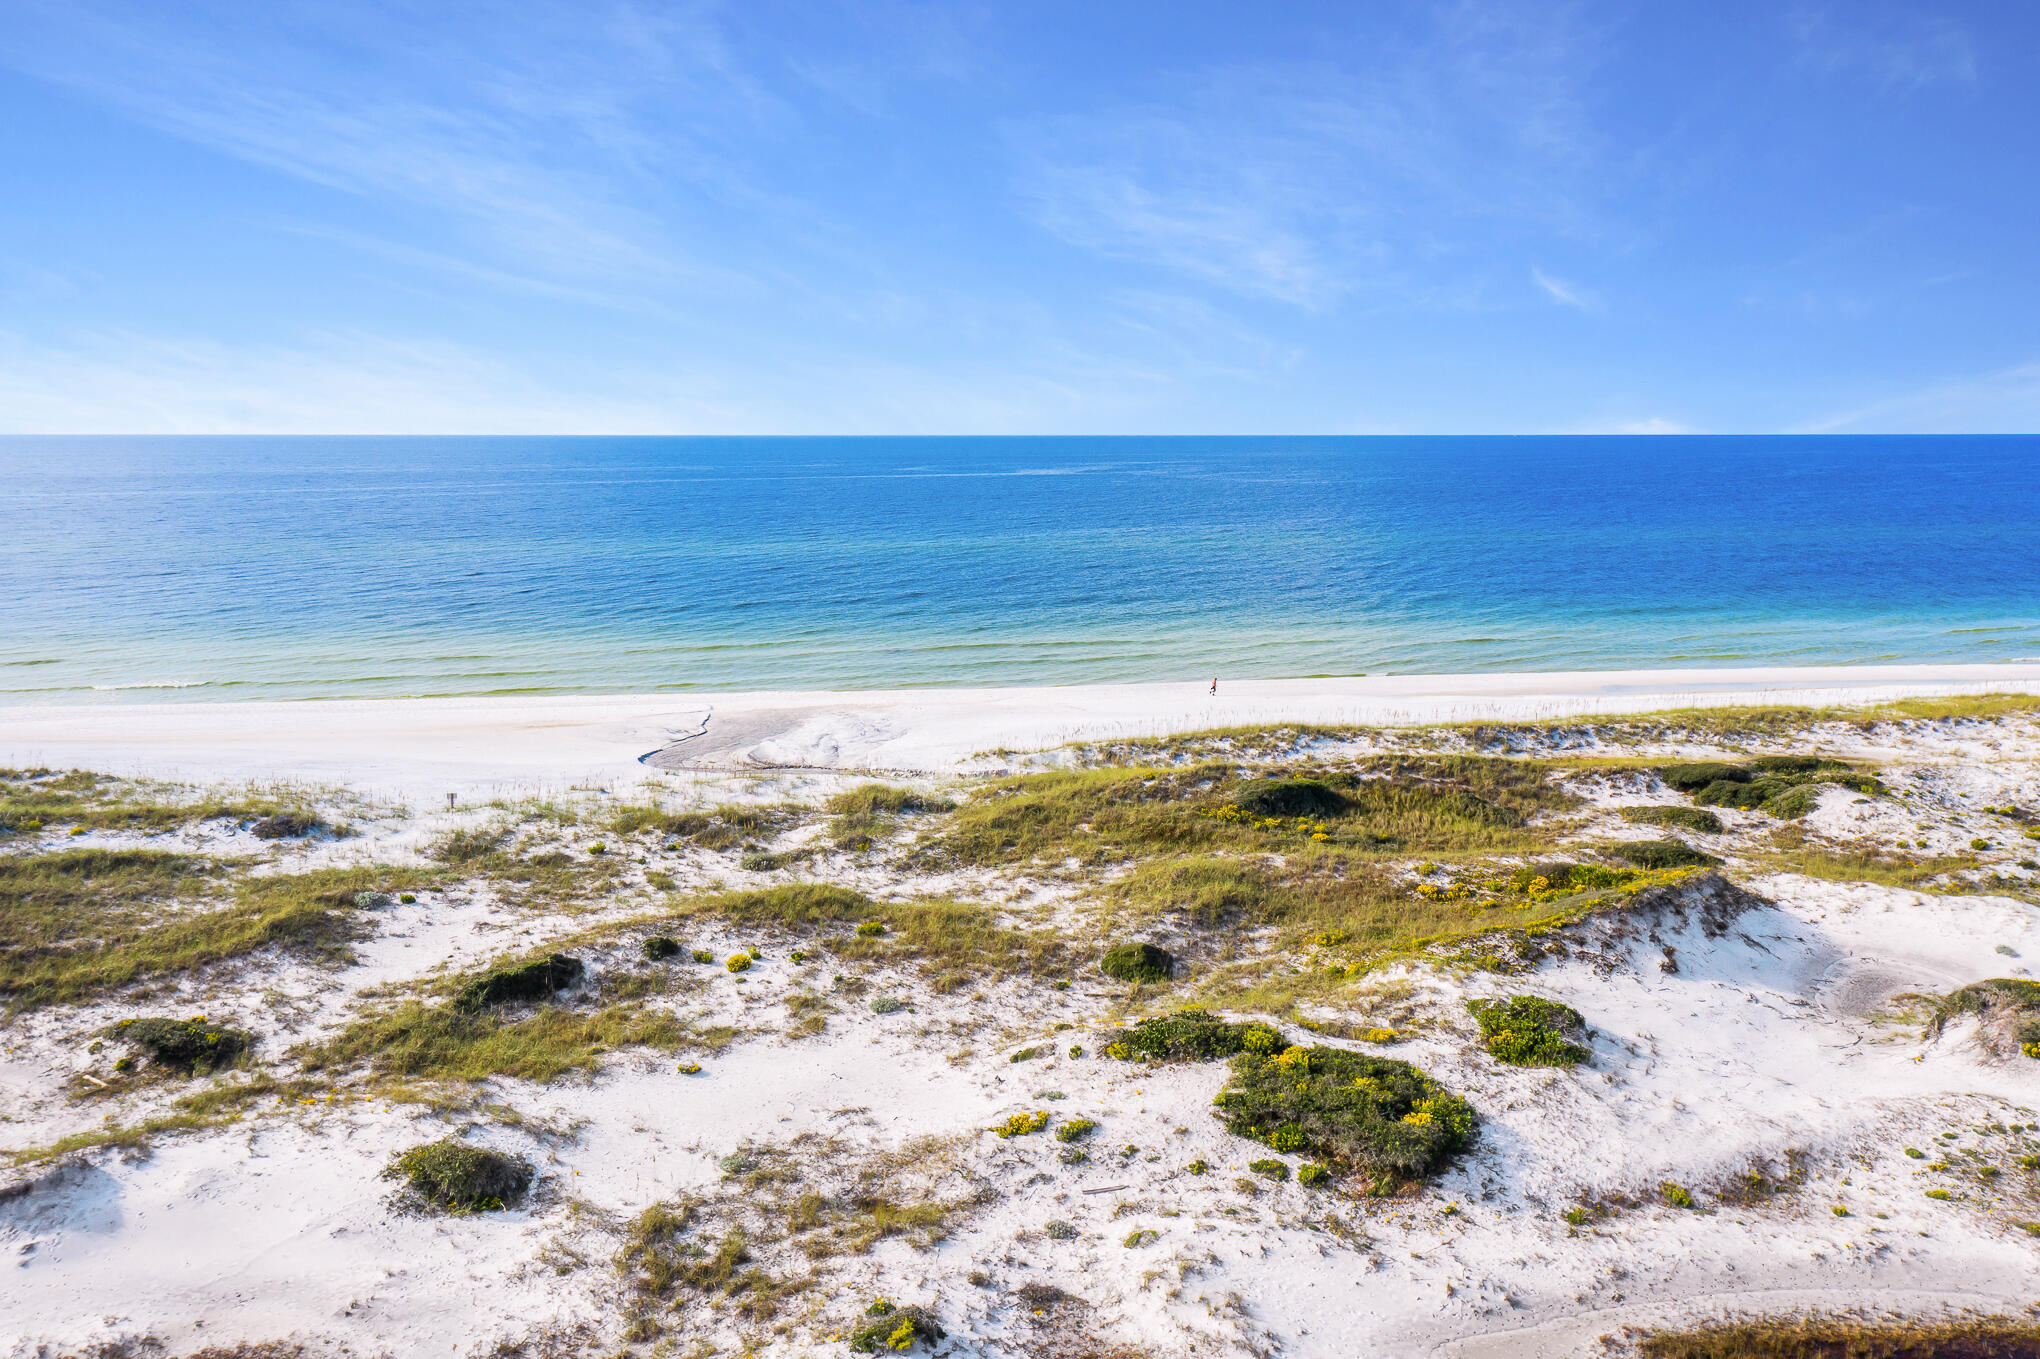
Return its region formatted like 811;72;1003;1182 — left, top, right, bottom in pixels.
1122;1228;1160;1247
692;949;714;963
1104;1008;1284;1062
383;1138;533;1212
251;813;323;839
870;997;906;1014
457;954;584;1009
1008;1046;1042;1063
1249;1158;1290;1180
1658;763;1749;793
642;935;681;961
855;921;886;938
1660;1181;1695;1209
1044;1219;1078;1239
1054;1118;1097;1143
849;1300;944;1353
1238;779;1348;819
1466;995;1590;1066
1187;1158;1208;1175
110;1015;250;1075
1213;1044;1474;1180
1619;805;1724;834
1297;1163;1330;1187
726;954;751;973
1761;785;1821;820
1099;942;1174;983
1607;839;1718;869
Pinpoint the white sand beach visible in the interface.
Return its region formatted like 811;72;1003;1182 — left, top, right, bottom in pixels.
5;663;2040;802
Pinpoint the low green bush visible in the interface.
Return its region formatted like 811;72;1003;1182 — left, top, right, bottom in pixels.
1099;942;1174;983
1237;778;1349;819
1054;1118;1097;1143
1618;805;1723;834
457;954;584;1009
1103;1008;1284;1062
1249;1158;1289;1180
383;1138;533;1212
251;813;323;839
1212;1044;1474;1181
109;1015;250;1075
1297;1163;1329;1187
1466;995;1590;1066
1607;839;1718;869
642;935;681;961
1658;763;1748;793
1664;757;1875;819
850;1301;944;1354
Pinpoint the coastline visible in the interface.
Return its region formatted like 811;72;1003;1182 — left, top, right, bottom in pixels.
5;662;2039;800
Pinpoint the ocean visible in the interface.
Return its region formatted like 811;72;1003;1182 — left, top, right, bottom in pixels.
2;435;2036;702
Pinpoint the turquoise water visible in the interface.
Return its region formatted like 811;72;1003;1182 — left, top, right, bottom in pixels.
2;435;2036;702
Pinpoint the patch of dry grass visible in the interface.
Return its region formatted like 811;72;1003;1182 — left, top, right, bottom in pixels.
1634;1312;2040;1358
1;856;421;1012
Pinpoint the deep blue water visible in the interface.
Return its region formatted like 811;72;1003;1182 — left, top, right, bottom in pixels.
1;436;2036;701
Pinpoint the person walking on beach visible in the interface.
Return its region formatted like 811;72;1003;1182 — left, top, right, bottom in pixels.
1209;677;1218;696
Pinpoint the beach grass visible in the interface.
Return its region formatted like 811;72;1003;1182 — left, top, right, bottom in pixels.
924;755;1574;869
0;767;320;835
1635;1313;2040;1358
0;853;421;1012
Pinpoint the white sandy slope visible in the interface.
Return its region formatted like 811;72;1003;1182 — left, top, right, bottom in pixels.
8;864;2040;1359
4;664;2040;805
5;673;2040;1357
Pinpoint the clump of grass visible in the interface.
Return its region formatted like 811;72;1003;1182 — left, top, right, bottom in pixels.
428;824;508;866
927;756;1575;868
666;883;1059;988
1636;1314;2040;1358
1929;979;2040;1059
0;768;312;836
1100;941;1174;983
383;1138;533;1212
1;857;421;1012
1103;1009;1285;1063
301;949;721;1084
1212;1042;1474;1183
826;784;956;851
1619;805;1724;835
1466;995;1590;1066
109;1015;251;1075
609;803;792;850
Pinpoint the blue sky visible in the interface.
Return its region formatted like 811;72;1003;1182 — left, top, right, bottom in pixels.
1;0;2036;434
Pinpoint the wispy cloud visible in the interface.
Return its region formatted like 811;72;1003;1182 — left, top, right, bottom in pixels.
1009;3;1605;310
1789;4;1978;93
0;0;778;286
1531;267;1596;310
1797;360;2040;434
